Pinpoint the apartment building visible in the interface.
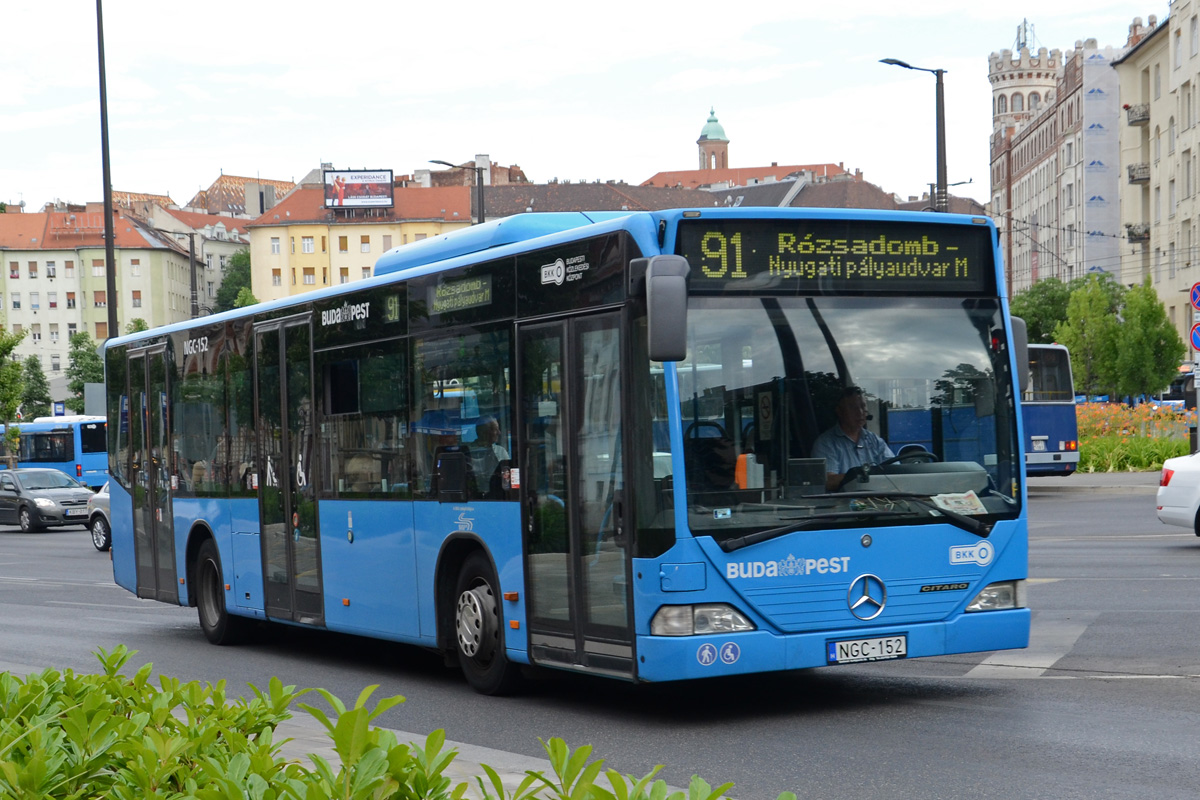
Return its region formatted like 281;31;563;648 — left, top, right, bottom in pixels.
246;183;471;302
0;206;194;396
1114;9;1200;359
989;20;1152;295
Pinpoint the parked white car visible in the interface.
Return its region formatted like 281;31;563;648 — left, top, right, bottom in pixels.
1156;454;1200;535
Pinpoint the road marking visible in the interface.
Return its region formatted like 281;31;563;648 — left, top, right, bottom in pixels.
965;611;1097;678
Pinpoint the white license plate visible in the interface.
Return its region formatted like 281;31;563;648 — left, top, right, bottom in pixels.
827;635;907;664
65;508;87;516
1031;440;1046;451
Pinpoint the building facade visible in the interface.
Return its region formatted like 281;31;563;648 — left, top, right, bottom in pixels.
246;183;472;303
1115;9;1200;360
989;23;1149;295
0;206;194;398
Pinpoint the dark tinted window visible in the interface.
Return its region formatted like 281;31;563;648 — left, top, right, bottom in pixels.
80;422;106;454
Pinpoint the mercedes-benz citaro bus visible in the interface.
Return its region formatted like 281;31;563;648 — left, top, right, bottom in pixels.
102;208;1030;694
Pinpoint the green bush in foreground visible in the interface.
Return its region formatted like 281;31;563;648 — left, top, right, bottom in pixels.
0;646;794;800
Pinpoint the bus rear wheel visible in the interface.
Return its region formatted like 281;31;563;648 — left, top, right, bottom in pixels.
453;552;521;695
197;539;249;645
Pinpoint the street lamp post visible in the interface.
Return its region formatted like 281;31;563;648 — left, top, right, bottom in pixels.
430;159;485;224
881;58;948;212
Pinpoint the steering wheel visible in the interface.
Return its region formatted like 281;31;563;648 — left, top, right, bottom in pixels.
876;450;939;467
685;420;727;439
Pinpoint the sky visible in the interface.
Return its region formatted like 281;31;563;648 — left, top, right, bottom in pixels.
0;1;1171;213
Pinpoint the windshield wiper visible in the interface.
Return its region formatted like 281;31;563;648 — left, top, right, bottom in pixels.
721;509;895;552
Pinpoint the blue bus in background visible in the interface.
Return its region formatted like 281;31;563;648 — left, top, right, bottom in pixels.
1022;344;1079;476
102;208;1030;694
0;416;108;488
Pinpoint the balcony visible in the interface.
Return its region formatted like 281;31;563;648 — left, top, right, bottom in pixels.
1126;222;1150;242
1124;103;1150;125
1127;162;1150;184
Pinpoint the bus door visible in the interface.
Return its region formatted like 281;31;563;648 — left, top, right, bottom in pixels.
128;346;178;603
518;312;634;678
254;316;323;626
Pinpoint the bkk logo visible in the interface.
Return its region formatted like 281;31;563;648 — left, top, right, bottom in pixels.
726;554;851;579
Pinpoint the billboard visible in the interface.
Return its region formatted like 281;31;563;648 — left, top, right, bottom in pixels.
323;169;394;209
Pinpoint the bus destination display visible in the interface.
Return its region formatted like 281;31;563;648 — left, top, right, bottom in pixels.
676;219;994;294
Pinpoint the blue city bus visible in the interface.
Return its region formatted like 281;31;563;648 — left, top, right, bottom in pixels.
0;416;108;489
102;208;1030;693
1022;344;1079;476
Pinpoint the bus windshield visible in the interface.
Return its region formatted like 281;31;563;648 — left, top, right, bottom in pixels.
673;295;1020;543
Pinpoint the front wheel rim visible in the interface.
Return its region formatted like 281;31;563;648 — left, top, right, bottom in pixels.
91;521;106;548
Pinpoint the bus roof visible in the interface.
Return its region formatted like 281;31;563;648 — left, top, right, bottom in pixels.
104;207;997;351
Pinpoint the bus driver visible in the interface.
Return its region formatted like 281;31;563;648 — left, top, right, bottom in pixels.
811;386;894;491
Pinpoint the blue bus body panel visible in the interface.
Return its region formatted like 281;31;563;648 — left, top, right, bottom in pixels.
319;500;421;639
632;514;1029;680
412;501;529;661
110;483;136;592
375;212;634;276
634;609;1030;681
1023;404;1079;475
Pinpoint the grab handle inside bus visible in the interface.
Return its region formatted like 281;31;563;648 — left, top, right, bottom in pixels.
633;255;690;362
1010;316;1029;394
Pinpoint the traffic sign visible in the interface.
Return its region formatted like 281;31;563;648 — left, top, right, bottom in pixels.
1191;283;1200;310
1190;322;1200;351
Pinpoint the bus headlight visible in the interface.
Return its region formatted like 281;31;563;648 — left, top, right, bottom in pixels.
651;604;756;636
966;580;1026;612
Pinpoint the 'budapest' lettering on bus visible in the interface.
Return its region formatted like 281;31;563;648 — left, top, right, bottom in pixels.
321;301;371;327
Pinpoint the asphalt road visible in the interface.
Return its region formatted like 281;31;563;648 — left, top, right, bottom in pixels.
1;487;1197;800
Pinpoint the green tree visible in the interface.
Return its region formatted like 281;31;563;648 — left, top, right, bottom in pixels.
1010;274;1127;344
1112;279;1186;399
234;286;258;308
125;318;149;334
1010;277;1071;344
0;327;26;463
215;249;254;312
65;332;104;414
21;355;52;420
1053;277;1119;397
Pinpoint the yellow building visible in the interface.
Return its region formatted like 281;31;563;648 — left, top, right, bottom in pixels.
246;184;471;302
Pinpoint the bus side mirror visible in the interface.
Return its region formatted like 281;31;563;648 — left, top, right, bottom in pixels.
1010;315;1029;394
633;255;690;362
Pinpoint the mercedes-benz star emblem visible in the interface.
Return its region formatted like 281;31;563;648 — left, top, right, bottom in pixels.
847;573;887;620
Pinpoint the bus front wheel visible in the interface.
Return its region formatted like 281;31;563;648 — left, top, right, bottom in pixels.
453;552;521;695
196;539;249;645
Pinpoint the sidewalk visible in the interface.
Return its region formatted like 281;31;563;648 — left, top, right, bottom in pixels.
272;715;671;798
1026;470;1161;494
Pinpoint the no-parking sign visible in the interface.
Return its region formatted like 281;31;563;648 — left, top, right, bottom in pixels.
1191;282;1200;310
1190;322;1200;351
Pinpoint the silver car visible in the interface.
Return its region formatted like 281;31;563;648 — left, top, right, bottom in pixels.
88;481;112;551
0;468;94;532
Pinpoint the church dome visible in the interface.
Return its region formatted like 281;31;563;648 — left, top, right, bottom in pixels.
698;108;728;142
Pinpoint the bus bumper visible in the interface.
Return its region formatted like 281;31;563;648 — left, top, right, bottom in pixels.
634;608;1031;682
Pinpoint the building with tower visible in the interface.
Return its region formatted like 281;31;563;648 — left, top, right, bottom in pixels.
643;110;858;190
990;18;1155;295
697;108;729;170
